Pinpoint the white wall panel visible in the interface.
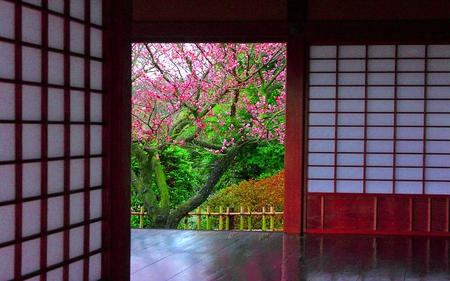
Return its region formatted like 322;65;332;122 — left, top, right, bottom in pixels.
48;15;64;50
22;200;41;237
70;56;85;88
22;7;42;45
309;87;335;98
22;86;42;121
425;182;450;195
47;232;64;266
0;124;15;161
367;87;395;99
22;47;42;83
48;51;65;85
21;238;40;276
22;124;41;159
0;245;15;280
70;193;84;224
0;83;15;120
90;189;102;219
70;21;85;54
366;181;392;193
47;160;64;194
22;163;41;198
47;196;64;231
0;42;15;79
70;159;85;190
338;86;365;99
0;206;15;243
47;125;64;157
336;180;362;193
0;1;14;39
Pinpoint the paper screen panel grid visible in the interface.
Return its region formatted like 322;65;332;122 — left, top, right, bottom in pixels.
308;44;450;195
0;0;105;280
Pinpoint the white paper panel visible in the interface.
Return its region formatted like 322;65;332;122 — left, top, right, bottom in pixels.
336;180;363;193
339;59;365;71
310;46;336;58
367;127;393;139
397;73;425;85
89;254;102;281
427;128;450;140
368;45;395;58
396;168;423;180
397;45;425;58
90;0;103;25
367;114;394;126
0;42;15;79
397;87;424;99
309;73;335;85
91;61;103;90
21;238;40;276
425;182;450;195
337;153;363;165
0;82;15;120
90;93;103;122
366;181;392;193
22;86;42;120
367;87;395;99
427;141;450;153
428;87;450;99
397;114;424;126
397;59;425;71
69;260;84;281
366;154;393;166
89;222;102;251
48;15;64;50
70;226;84;258
367;100;394;112
426;168;450;181
70;21;85;54
48;0;64;13
396;127;423;140
366;140;393;153
0;1;14;39
47;232;64;266
308;153;334;165
337;140;364;152
48;88;65;121
47;160;64;194
90;28;103;58
309;100;335;112
339;45;366;58
310;59;336;72
337;113;364;125
70;125;85;156
427;100;450;112
427;73;450;85
426;155;450;167
367;73;395;85
22;124;41;159
338;86;364;99
309;113;335;125
90;189;102;219
307;180;334;192
90;157;102;186
47;196;64;230
48;51;65;85
395;181;422;194
70;56;85;88
366;167;393;179
70;91;85;122
70;0;85;20
427;114;450;126
22;47;42;82
309;87;335;98
308;140;335;152
47;125;64;158
47;268;63;280
23;0;42;6
337;127;364;139
70;159;85;190
308;167;334;179
396;141;423;153
428;59;450;71
0;164;15;202
0;124;15;161
22;7;41;45
22;162;41;198
0;245;15;280
337;167;363;179
0;205;15;243
338;100;365;112
367;59;395;71
428;45;450;58
22;200;41;237
309;127;335;138
338;73;365;85
90;126;103;155
70;193;84;224
396;154;423;167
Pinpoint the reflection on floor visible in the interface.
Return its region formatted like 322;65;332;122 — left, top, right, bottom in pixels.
130;229;450;280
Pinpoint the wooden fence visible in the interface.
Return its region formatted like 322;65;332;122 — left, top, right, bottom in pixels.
130;206;284;231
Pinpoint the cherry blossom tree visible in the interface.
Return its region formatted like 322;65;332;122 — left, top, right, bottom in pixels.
131;43;286;228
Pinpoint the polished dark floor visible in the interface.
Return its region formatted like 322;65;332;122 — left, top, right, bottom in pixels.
130;229;450;281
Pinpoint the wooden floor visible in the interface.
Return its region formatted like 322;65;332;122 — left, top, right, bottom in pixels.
130;229;450;280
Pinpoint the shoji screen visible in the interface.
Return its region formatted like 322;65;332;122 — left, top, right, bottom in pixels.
306;44;450;234
0;0;104;279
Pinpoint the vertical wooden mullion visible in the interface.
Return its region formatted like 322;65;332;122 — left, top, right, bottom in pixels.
14;2;23;279
40;1;49;280
63;0;71;279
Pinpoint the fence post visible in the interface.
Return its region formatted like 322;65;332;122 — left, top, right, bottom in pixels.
197;206;202;230
139;206;144;229
206;206;211;230
270;206;275;231
229;207;235;230
262;206;266;231
240;206;244;230
247;206;252;231
225;207;230;230
219;206;224;230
